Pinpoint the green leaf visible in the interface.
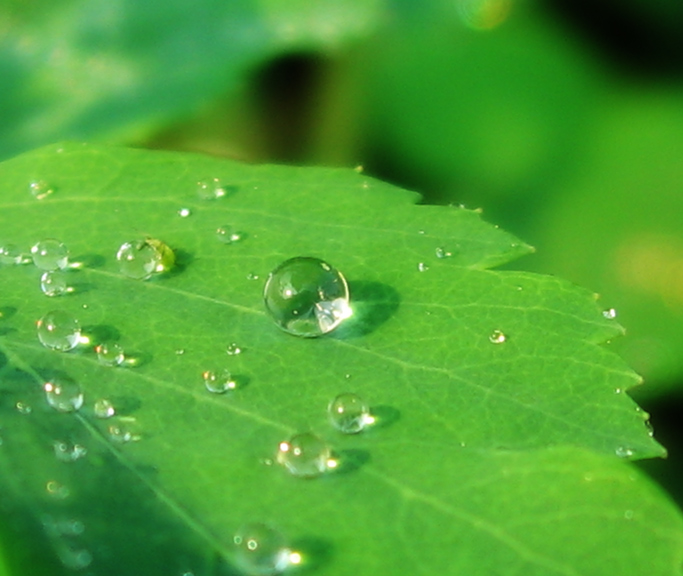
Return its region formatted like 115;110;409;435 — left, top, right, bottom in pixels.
0;143;680;575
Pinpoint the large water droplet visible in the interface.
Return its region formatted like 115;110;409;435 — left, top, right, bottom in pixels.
233;523;293;576
93;398;115;419
116;238;175;280
31;239;69;271
29;180;55;200
263;257;351;337
40;271;71;297
327;393;373;434
216;225;243;245
197;178;228;200
53;440;87;462
37;310;82;351
108;416;142;443
95;342;125;366
202;369;236;394
44;379;84;413
489;330;506;344
276;432;333;478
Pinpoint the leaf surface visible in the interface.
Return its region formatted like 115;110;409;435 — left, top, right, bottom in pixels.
0;143;680;575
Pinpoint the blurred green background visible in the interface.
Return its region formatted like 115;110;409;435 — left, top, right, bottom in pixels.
1;0;682;549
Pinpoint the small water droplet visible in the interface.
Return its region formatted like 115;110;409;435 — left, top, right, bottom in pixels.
15;401;32;414
196;178;228;200
417;262;429;272
614;387;623;394
29;180;55;200
54;543;92;570
226;342;243;355
615;446;634;458
93;398;115;419
624;510;634;520
0;243;27;265
202;369;236;394
46;481;70;500
583;472;594;482
108;416;142;443
44;379;84;413
37;310;82;351
435;247;452;259
603;308;617;319
489;330;506;344
53;441;87;462
175;348;186;355
178;207;192;218
116;238;175;280
247;273;260;281
95;342;125;367
276;432;333;478
216;225;243;244
31;239;69;271
327;393;373;434
40;270;72;297
417;230;426;235
233;522;292;576
264;257;351;338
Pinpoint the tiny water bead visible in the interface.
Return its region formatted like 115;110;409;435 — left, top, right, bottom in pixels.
37;310;82;351
202;369;236;394
489;330;507;344
226;342;243;355
93;398;115;419
327;393;373;434
31;239;69;271
15;401;32;414
616;446;634;458
29;180;55;200
263;257;351;337
44;379;84;413
53;441;87;462
603;308;617;319
116;238;175;280
40;271;71;297
95;342;125;366
178;207;192;217
108;416;142;443
46;480;70;500
216;225;243;245
276;432;334;478
197;177;228;200
233;523;294;576
435;247;452;259
0;243;25;265
417;262;429;272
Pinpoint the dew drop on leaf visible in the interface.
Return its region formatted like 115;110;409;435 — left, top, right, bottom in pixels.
40;270;71;297
215;225;243;244
327;393;373;434
202;369;236;394
107;416;142;443
196;177;227;200
489;330;507;344
36;310;82;351
93;398;115;419
95;342;125;367
44;379;84;413
177;207;192;217
31;239;69;271
435;247;452;259
226;342;243;355
15;401;31;414
46;480;70;500
233;522;293;576
616;446;634;458
603;308;617;319
276;432;333;478
263;257;351;337
417;262;429;272
53;440;87;462
29;180;55;200
116;238;175;280
0;243;26;265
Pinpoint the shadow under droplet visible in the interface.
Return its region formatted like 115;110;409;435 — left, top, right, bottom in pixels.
0;306;18;320
83;324;121;346
331;448;371;475
73;254;106;269
289;536;334;573
164;248;194;279
332;281;400;338
368;405;401;430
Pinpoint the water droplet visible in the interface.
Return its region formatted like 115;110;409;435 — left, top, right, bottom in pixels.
93;398;115;419
54;543;92;570
276;432;333;478
263;257;351;337
44;379;84;413
29;180;54;200
603;308;617;319
197;178;227;200
37;310;82;351
0;243;26;265
15;401;32;414
178;207;192;218
624;509;634;520
226;342;243;355
435;247;452;259
108;416;142;443
247;273;260;281
327;393;373;434
417;262;429;272
175;348;186;355
233;523;292;576
31;239;69;271
116;238;175;280
202;369;236;394
489;330;506;344
615;446;634;458
95;342;125;366
216;225;243;245
46;480;70;500
40;270;71;297
53;441;87;462
418;230;426;235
